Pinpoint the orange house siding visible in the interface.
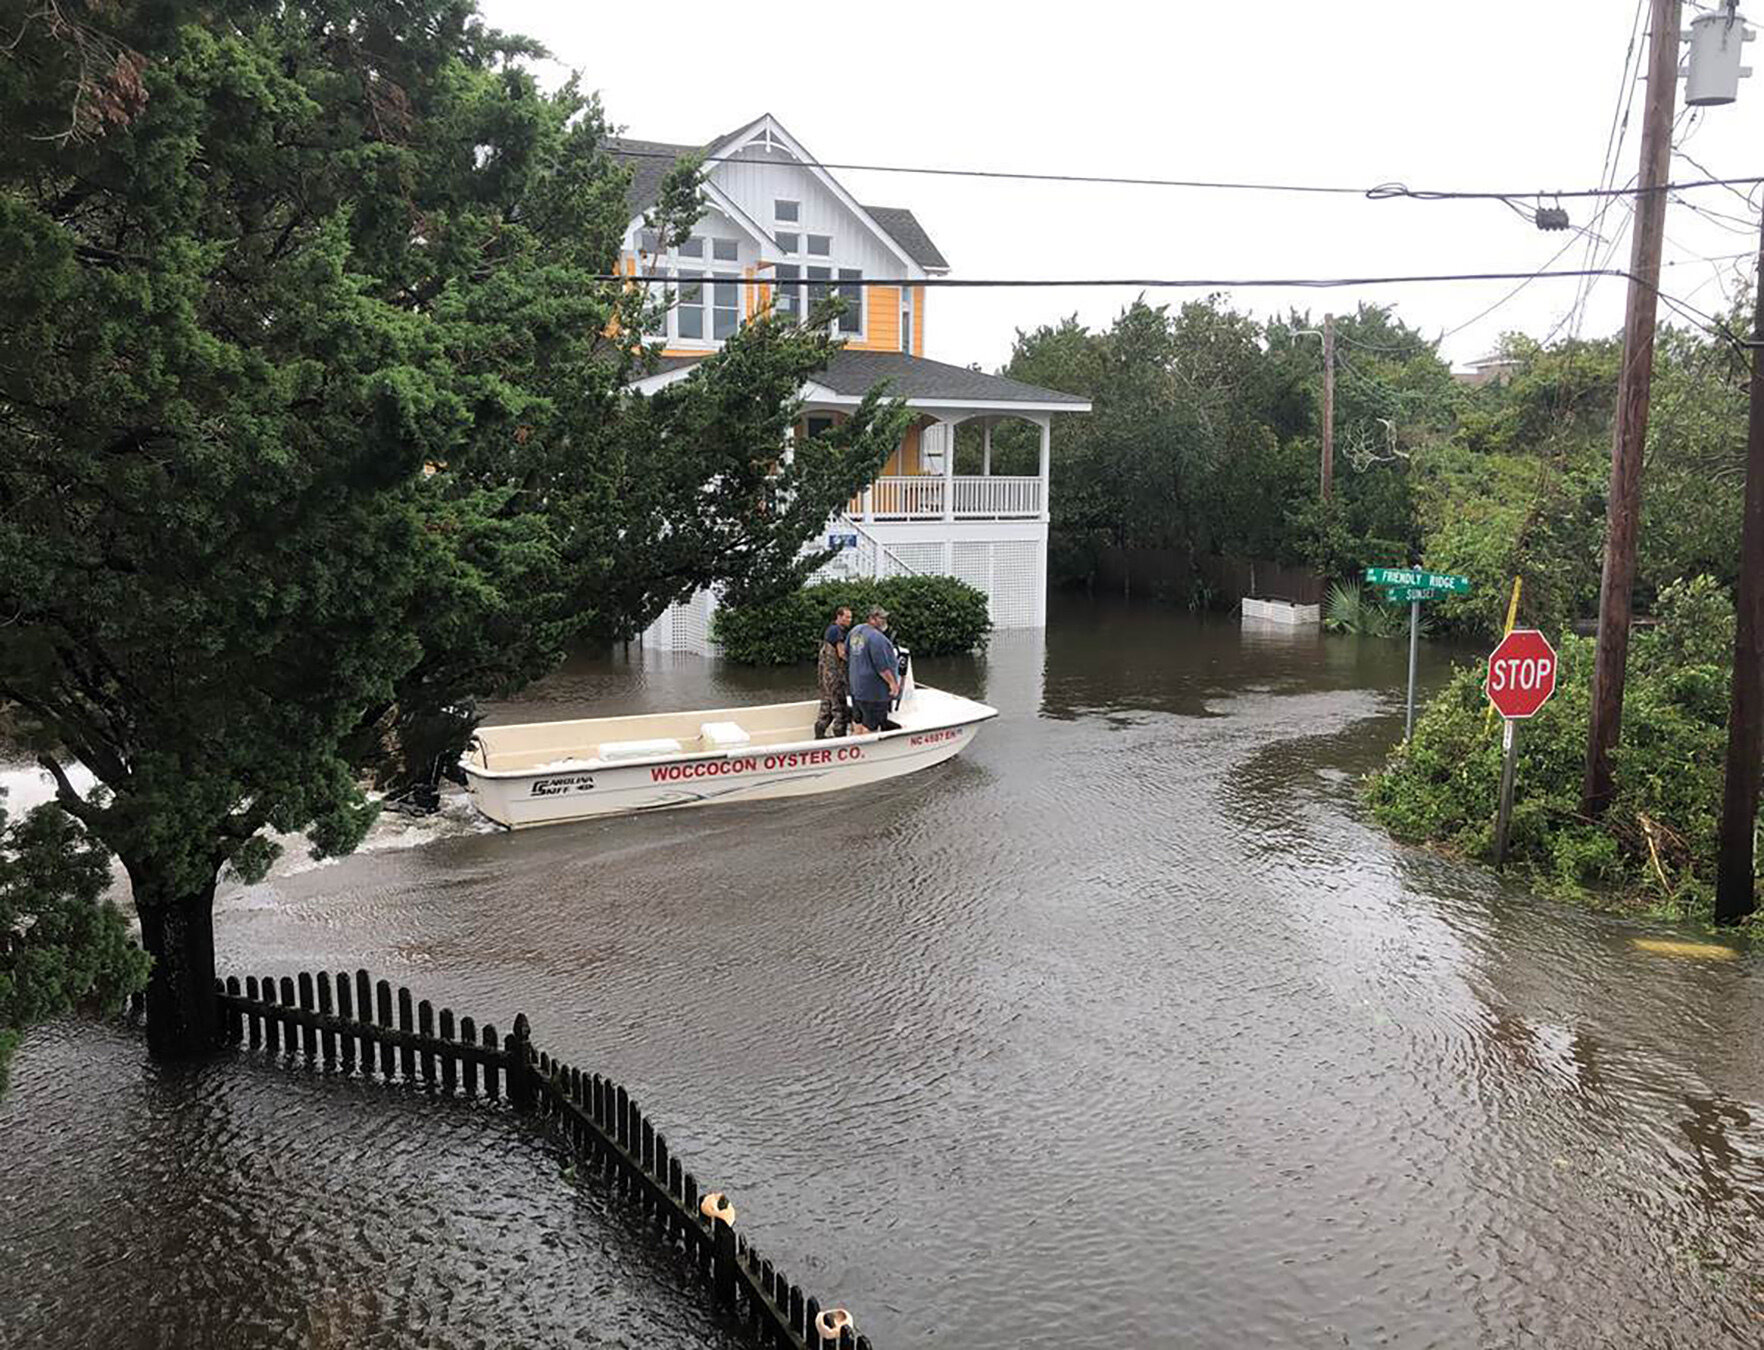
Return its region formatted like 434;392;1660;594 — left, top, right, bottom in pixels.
844;284;901;352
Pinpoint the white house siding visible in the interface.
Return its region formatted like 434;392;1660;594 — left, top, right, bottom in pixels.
714;146;912;284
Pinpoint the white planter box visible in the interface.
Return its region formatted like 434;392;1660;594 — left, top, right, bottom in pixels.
1242;597;1320;626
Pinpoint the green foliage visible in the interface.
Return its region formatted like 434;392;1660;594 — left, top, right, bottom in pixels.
1;798;150;1091
1367;576;1754;918
1323;584;1405;639
1007;300;1450;589
711;576;992;666
1005;291;1749;649
0;0;907;1045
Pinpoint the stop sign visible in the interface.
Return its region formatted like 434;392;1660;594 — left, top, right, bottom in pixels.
1486;629;1558;719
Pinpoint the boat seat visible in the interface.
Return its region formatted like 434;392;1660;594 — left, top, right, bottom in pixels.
699;720;750;748
597;736;683;762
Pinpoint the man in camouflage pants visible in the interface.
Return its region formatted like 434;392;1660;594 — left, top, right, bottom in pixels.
814;605;853;738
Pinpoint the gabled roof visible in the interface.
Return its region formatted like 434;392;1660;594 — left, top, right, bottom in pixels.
605;136;699;221
605;118;948;272
637;350;1090;411
859;206;948;271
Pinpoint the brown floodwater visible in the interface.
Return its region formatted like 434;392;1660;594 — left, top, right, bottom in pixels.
5;597;1764;1347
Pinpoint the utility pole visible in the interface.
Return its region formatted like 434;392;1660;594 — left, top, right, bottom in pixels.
1321;313;1335;500
1582;0;1681;817
1714;212;1764;924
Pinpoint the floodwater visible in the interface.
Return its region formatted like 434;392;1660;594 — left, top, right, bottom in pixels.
6;597;1764;1348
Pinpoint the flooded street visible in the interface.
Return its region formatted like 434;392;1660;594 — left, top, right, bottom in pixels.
6;597;1764;1346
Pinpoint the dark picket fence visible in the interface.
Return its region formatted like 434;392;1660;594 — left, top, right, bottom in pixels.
211;969;872;1350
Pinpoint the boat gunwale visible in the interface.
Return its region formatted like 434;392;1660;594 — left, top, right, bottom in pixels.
461;690;997;782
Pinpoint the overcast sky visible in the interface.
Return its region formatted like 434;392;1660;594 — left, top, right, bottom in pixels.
482;0;1760;372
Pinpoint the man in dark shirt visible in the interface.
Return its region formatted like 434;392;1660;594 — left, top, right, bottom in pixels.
813;605;852;739
846;607;901;733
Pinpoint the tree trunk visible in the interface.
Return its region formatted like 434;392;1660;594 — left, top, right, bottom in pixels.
129;866;219;1059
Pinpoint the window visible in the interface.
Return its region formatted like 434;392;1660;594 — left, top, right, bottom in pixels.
805;414;835;439
807;265;832;316
676;270;704;339
900;291;913;352
642;267;670;337
678;236;704;259
637;228;660;254
712;238;739;262
836;268;863;334
712;275;740;340
773;263;801;322
774;231;798;254
775;199;800;222
806;234;831;256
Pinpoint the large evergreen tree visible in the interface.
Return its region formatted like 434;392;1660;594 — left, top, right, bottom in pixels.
0;1;907;1057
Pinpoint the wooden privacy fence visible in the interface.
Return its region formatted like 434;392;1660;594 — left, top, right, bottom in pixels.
212;970;874;1350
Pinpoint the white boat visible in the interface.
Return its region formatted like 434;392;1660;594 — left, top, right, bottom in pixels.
460;659;996;829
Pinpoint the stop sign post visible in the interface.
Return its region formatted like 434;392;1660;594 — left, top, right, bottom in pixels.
1486;630;1558;865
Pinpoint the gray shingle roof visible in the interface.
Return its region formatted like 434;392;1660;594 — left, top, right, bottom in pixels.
605;136;702;222
641;350;1089;408
860;206;949;270
605;127;948;270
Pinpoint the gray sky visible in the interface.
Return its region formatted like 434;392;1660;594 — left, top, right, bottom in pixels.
483;0;1761;372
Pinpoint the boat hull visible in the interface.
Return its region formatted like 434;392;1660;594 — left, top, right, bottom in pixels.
462;702;991;830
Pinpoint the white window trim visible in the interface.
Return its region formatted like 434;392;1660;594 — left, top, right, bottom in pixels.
764;260;867;343
639;241;746;350
834;267;867;343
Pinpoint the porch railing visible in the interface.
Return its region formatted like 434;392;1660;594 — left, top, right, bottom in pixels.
858;475;1044;521
868;476;944;519
952;475;1042;518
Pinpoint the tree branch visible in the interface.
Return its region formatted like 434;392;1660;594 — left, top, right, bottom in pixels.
35;752;100;828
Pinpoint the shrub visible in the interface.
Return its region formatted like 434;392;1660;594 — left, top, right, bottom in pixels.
1323;583;1409;638
712;574;993;665
1365;574;1756;920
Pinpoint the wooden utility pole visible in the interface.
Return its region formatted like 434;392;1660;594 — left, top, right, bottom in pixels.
1714;213;1764;925
1582;0;1680;817
1321;312;1335;500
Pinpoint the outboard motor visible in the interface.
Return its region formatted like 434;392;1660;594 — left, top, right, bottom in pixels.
894;646;914;711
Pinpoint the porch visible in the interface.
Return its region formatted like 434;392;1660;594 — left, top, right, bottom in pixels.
860;473;1044;521
834;401;1055;523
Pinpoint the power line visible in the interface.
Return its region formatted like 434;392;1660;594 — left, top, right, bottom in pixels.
1566;4;1649;339
615;144;1764;204
618;264;1739;338
1442;232;1587;341
1676;147;1760;210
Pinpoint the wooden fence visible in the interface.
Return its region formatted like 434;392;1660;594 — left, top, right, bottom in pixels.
211;970;873;1349
1088;547;1325;607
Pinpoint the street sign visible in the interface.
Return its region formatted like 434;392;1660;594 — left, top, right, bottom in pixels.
1382;586;1438;603
1486;629;1558;720
1364;566;1470;594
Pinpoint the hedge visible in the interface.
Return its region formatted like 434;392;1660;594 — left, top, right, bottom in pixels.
712;575;992;665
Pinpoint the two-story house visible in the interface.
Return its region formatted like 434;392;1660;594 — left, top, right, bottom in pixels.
612;114;1089;653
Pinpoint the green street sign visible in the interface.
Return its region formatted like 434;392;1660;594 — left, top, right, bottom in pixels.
1365;566;1470;594
1384;586;1439;603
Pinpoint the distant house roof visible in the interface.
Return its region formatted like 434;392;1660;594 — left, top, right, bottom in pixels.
640;349;1090;410
605;132;948;270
